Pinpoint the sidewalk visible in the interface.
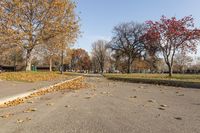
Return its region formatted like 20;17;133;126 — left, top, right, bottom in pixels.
0;78;73;99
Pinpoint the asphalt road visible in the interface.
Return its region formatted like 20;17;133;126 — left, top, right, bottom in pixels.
0;76;200;133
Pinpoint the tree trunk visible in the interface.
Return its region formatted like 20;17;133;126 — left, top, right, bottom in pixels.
13;54;17;72
26;50;32;71
127;57;131;73
101;65;104;74
60;49;64;74
49;57;52;72
167;63;173;77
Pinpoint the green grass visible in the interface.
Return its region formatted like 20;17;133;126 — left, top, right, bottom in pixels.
104;73;200;88
104;73;200;83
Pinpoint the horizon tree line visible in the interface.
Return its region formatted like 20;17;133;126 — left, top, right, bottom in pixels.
1;7;200;77
91;15;200;76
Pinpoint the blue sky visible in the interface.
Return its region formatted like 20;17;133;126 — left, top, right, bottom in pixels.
74;0;200;56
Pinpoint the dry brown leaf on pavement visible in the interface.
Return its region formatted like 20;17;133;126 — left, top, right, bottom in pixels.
16;119;24;124
46;103;54;106
85;96;92;99
65;105;71;108
130;96;137;99
26;117;32;121
174;117;183;120
0;113;14;118
23;108;37;113
148;99;156;103
27;101;34;104
160;104;168;107
158;107;165;110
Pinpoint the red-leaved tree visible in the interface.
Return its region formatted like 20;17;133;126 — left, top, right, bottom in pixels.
142;16;200;77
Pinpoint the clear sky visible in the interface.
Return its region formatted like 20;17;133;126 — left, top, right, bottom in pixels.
74;0;200;56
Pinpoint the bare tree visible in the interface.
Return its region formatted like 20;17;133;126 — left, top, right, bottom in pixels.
174;53;193;73
109;22;145;73
91;40;108;73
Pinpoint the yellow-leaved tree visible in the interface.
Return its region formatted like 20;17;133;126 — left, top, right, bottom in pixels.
0;0;79;71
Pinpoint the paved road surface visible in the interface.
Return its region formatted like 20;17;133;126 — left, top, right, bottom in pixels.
0;77;75;99
0;77;200;133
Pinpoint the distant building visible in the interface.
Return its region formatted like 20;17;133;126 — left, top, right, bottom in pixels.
0;65;16;72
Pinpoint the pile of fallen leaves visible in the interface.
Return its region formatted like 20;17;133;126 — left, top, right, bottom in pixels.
0;72;67;82
0;77;87;108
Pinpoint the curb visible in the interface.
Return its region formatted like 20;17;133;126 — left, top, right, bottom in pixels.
0;76;83;105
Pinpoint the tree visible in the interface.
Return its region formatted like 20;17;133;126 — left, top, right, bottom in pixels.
91;40;108;73
0;44;24;69
191;57;200;73
143;36;160;73
111;50;122;72
174;53;193;73
38;42;60;72
0;0;79;71
132;58;149;72
109;22;145;73
42;34;75;72
70;49;91;71
142;16;200;76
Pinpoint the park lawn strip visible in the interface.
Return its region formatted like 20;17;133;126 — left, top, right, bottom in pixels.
104;74;200;89
104;74;200;82
0;72;73;82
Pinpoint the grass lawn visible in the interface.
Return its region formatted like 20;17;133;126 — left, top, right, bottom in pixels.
0;71;73;82
104;73;200;83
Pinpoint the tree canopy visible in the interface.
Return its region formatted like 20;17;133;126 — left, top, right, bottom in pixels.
0;0;80;71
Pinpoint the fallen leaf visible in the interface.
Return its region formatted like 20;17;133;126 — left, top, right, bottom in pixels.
160;104;168;107
23;108;37;113
158;107;165;110
148;99;156;103
65;105;71;108
130;96;137;99
27;101;34;104
26;117;32;121
174;117;182;120
100;92;110;95
0;113;14;118
46;103;54;106
16;119;24;123
85;96;92;99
